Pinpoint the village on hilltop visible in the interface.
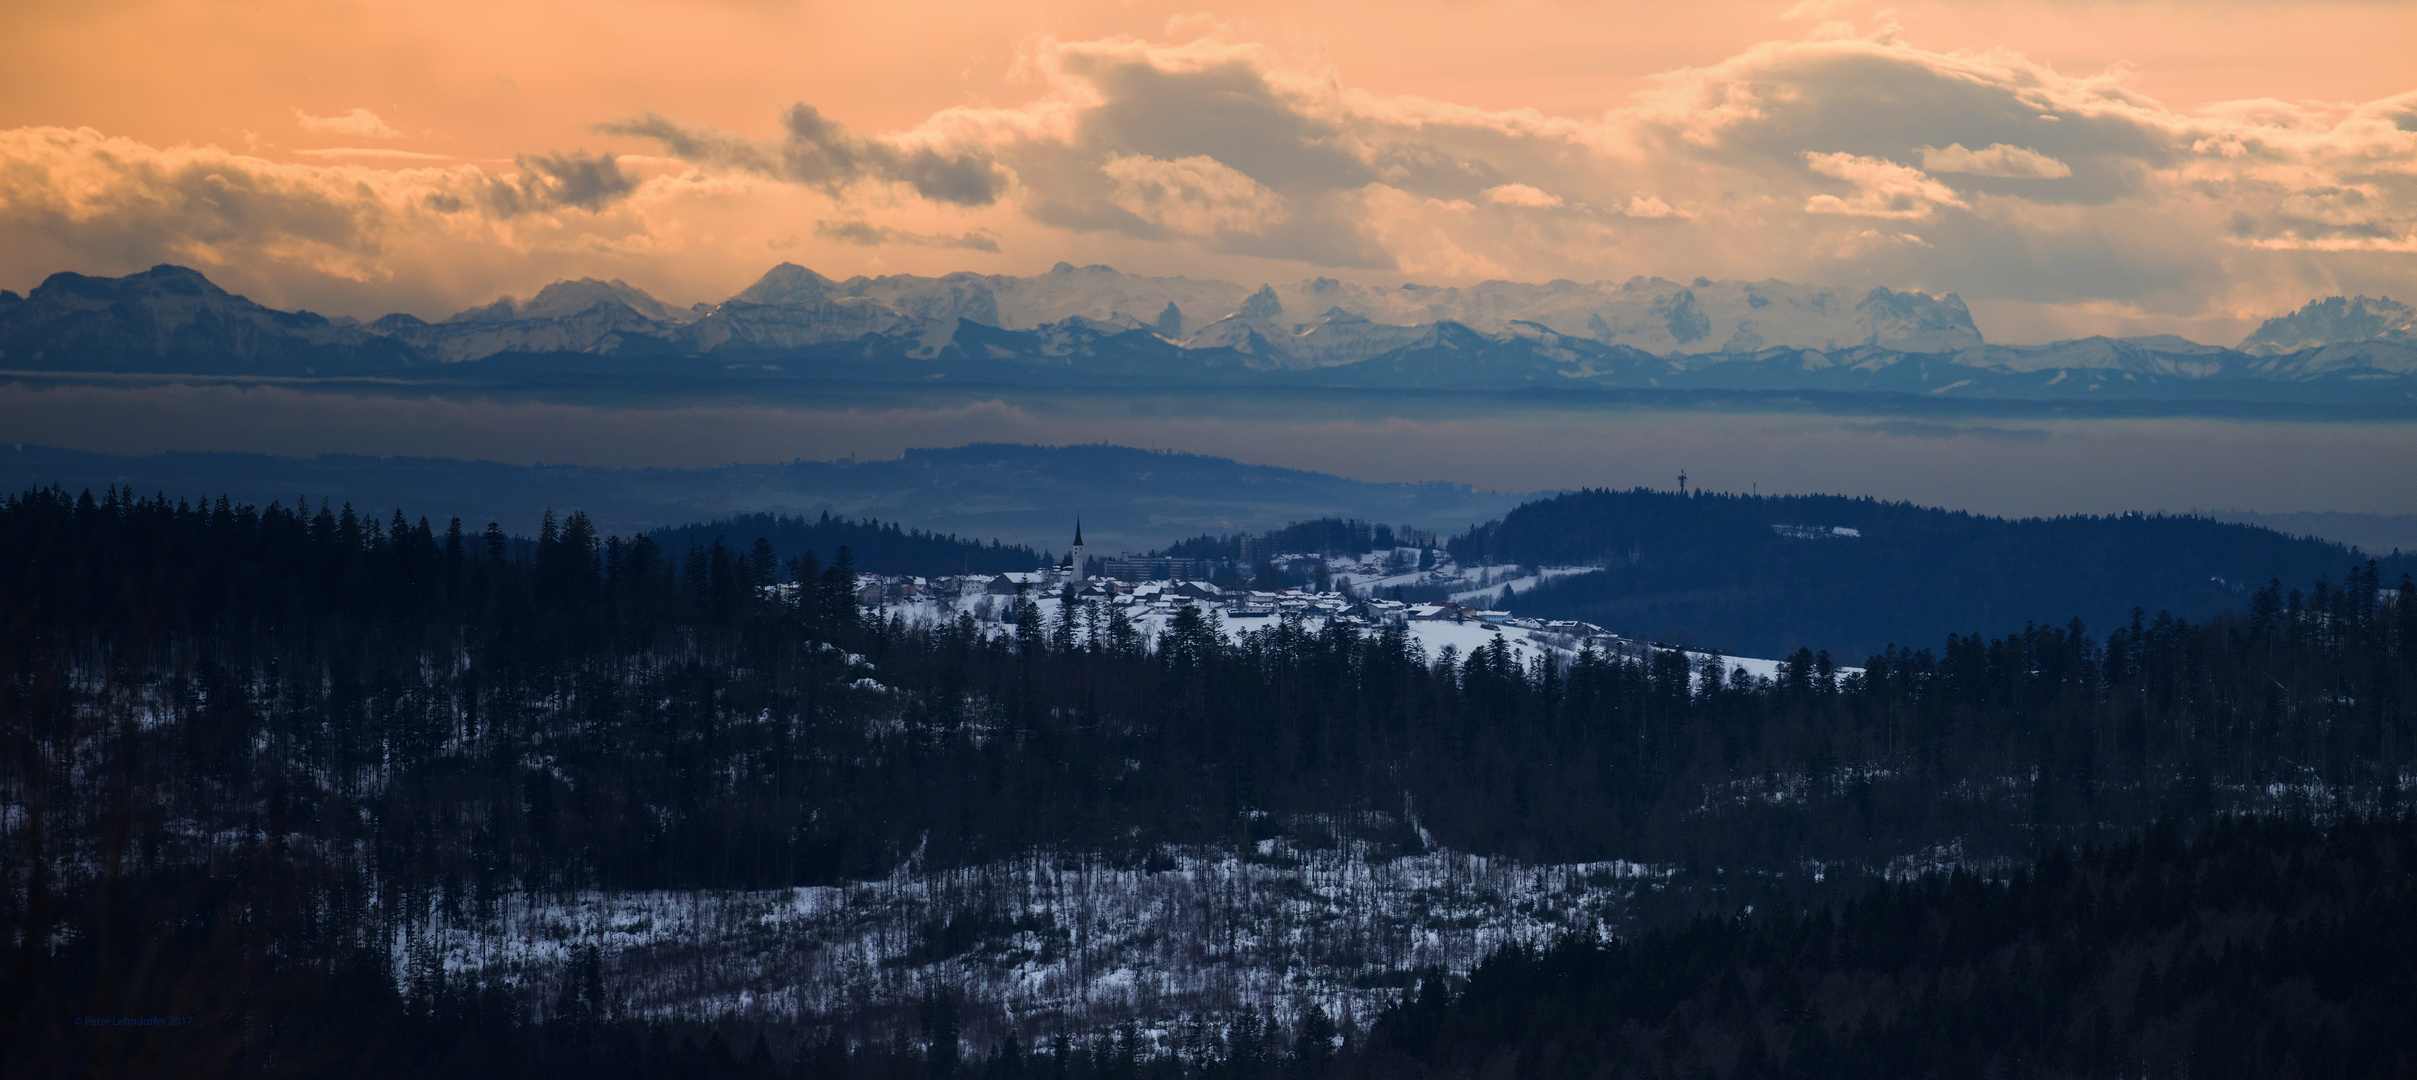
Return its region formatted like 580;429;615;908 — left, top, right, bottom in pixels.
775;521;1790;678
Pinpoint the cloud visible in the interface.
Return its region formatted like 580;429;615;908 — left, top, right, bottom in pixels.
606;34;1413;266
8;19;2415;341
1623;195;1687;219
0;126;659;312
1918;142;2073;179
813;219;1000;252
487;150;639;214
589;112;777;175
1102;154;1289;236
1482;184;1562;209
291;147;456;161
2236;184;2417;252
294;108;403;140
624;26;2239;273
1;126;398;279
598;105;1007;207
1780;0;1851;19
1802;152;1965;218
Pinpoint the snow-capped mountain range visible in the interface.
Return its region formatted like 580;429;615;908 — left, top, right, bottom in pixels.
2;263;2412;403
2237;295;2417;355
366;262;1989;363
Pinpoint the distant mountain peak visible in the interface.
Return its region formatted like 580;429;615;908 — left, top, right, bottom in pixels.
33;263;230;304
1652;288;1709;344
1237;285;1283;321
446;297;519;324
517;278;696;323
2239;295;2416;355
733;262;840;306
1853;286;1980;352
1;263;423;374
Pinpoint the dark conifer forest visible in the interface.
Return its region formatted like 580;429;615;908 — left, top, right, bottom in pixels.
1355;814;2417;1080
646;512;1044;578
1452;488;2415;659
5;484;2414;1078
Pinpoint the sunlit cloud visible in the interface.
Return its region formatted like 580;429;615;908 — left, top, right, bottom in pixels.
1;17;2411;342
1102;153;1290;237
0;126;678;316
1917;142;2072;179
290;147;458;161
1482;184;1562;209
1802;152;1967;219
1622;196;1687;219
293;108;404;140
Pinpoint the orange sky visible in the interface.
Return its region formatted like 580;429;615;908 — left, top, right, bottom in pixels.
10;1;2413;145
2;0;2412;341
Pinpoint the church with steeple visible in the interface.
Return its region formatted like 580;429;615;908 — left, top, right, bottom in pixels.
1067;519;1085;585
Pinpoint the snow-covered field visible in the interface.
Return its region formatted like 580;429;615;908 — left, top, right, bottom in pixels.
409;829;1671;1044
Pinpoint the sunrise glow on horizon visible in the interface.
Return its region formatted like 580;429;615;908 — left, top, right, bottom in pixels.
2;0;2412;345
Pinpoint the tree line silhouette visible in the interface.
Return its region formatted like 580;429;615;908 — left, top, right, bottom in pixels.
1354;813;2417;1080
1452;487;2414;660
3;484;2412;1076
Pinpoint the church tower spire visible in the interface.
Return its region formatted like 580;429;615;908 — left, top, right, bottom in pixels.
1070;519;1086;585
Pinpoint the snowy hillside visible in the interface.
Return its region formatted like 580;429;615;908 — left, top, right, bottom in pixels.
416;836;1666;1044
873;552;1802;686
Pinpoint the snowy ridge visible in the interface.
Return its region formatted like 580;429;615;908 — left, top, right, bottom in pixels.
2238;295;2417;355
18;265;2417;400
361;264;1982;365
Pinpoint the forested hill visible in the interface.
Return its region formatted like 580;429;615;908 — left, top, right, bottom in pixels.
1357;814;2417;1080
1452;489;2414;661
5;484;2413;1075
647;511;1043;577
